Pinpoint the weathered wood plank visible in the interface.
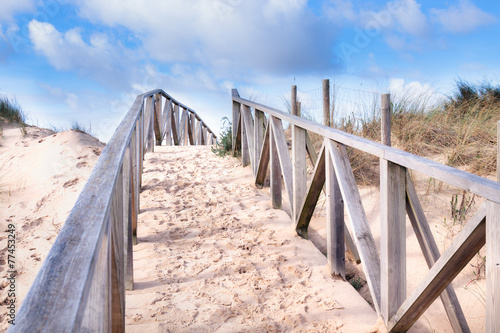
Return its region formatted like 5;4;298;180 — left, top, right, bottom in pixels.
255;118;270;187
406;173;469;333
111;172;125;332
292;125;306;222
381;94;391;146
270;116;294;209
162;99;172;146
326;139;381;314
380;159;406;324
486;201;500;333
270;122;282;209
123;145;134;291
153;93;162;145
232;96;500;203
241;105;253;167
203;125;208;145
254;109;266;176
388;205;487;332
232;89;241;155
326;141;345;278
305;131;318;165
171;103;180;146
80;219;110;332
145;96;154;153
241;110;250;166
295;144;325;238
188;113;195;145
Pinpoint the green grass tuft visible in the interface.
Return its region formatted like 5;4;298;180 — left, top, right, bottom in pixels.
211;117;232;157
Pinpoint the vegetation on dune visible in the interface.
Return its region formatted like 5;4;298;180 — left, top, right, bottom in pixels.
0;96;27;126
331;80;500;185
211;117;233;157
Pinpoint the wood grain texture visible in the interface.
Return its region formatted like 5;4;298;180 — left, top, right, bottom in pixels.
326;139;381;314
172;103;180;146
241;105;250;167
326;140;345;278
388;205;486;332
323;79;330;127
255;118;270;188
153;93;162;145
188;113;195;145
305;131;318;165
291;85;297;116
295;144;325;238
241;105;255;168
406;173;469;333
486;201;500;333
232;96;500;203
380;159;406;323
381;94;391;147
270;116;294;209
270;122;282;209
292;125;306;222
254;109;266;176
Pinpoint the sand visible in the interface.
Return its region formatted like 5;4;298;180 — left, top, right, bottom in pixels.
0;123;104;332
126;145;379;332
0;123;489;332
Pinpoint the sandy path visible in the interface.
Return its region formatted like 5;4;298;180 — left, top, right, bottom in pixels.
125;146;378;332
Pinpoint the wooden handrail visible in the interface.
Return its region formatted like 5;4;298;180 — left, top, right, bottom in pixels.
10;89;215;332
232;95;500;204
232;89;500;332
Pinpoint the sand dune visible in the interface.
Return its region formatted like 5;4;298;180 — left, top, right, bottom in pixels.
0;124;104;332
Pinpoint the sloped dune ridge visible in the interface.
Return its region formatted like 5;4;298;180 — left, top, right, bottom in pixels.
126;146;378;332
0;124;104;332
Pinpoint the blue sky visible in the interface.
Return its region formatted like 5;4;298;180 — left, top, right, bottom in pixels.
0;0;499;141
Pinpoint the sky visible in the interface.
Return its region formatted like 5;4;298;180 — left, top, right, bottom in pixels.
0;0;499;141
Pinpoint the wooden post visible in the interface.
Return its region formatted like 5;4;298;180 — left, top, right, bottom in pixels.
146;96;154;153
323;79;330;127
154;93;162;145
381;94;391;146
380;159;406;323
326;139;345;278
292;125;306;223
241;106;250;167
254;109;266;175
487;200;500;332
331;84;335;126
270;121;282;209
291;85;298;116
380;91;406;323
497;120;500;182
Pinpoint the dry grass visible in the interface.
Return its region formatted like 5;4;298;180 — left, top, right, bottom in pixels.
317;80;500;186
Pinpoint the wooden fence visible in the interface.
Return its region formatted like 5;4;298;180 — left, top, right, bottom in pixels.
9;89;216;332
231;88;500;332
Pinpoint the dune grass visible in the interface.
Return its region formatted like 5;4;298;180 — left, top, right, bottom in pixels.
331;80;500;185
0;96;27;125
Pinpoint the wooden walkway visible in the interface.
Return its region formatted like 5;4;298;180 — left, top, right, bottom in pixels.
125;146;377;332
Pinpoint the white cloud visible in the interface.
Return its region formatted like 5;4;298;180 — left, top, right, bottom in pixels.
431;0;496;33
0;0;35;23
73;0;336;77
28;20;136;89
389;78;439;107
390;0;430;37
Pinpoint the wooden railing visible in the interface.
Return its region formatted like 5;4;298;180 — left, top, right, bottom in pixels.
231;88;500;332
10;89;216;332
